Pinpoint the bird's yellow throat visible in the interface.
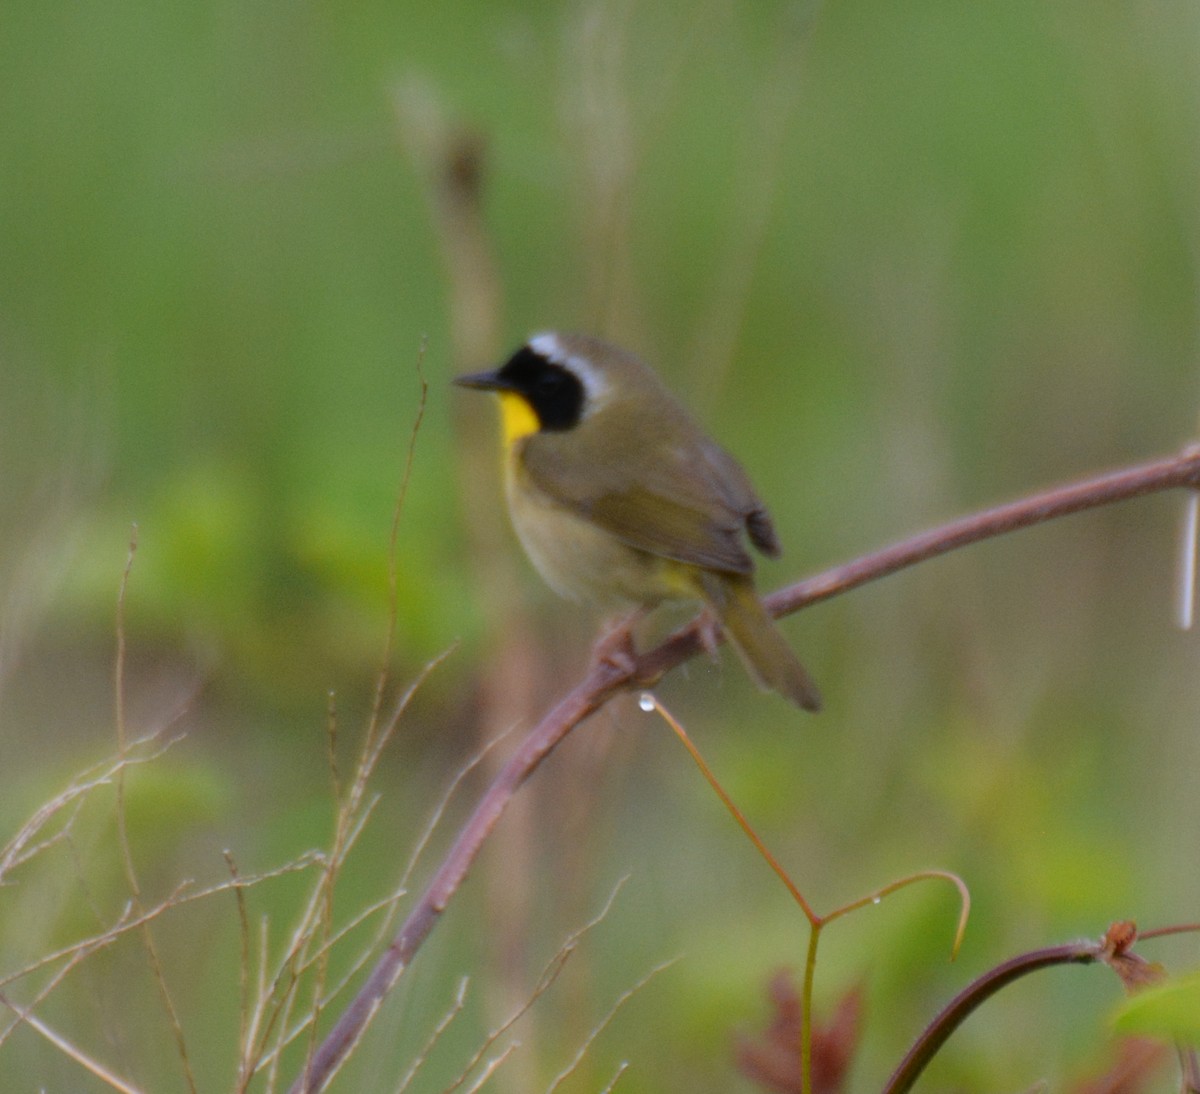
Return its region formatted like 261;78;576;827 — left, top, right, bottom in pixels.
498;391;540;445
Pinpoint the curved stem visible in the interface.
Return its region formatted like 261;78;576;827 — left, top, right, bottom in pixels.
882;942;1100;1094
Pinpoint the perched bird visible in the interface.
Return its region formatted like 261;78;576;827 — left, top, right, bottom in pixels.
453;332;821;711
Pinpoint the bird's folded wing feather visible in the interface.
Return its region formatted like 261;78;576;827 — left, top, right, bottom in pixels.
521;425;763;574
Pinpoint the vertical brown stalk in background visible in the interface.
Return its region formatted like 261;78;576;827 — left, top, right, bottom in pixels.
688;9;816;415
562;3;641;338
396;82;544;1093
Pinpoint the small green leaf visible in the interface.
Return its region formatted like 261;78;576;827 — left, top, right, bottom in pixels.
1112;973;1200;1042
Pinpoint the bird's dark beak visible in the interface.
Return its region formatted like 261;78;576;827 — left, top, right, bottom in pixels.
452;368;511;392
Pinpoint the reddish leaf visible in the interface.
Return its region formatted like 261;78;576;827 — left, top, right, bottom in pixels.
1070;1036;1168;1094
736;970;864;1093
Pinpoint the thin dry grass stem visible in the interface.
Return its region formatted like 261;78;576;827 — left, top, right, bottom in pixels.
365;342;429;759
0;800;84;880
251;894;364;1081
399;721;516;894
0;989;146;1094
291;663;625;1093
442;878;631;1094
462;1042;521;1094
0;727;176;885
111;526;197;1094
26;855;308;1091
226;850;254;1091
298;885;409;982
305;694;349;1083
597;1060;631;1093
292;445;1200;1093
252;890;416;1074
253;650;452;1091
264;690;508;1069
2;859;318;1004
264;986;300;1094
63;823;108;929
113;525;135;754
545;957;678;1093
300;668;443;939
351;651;454;842
393;976;469;1094
257;729;517;1079
0;920;114;1049
243;914;272;1089
295;346;432;1088
325;690;342;810
258;912;326;1092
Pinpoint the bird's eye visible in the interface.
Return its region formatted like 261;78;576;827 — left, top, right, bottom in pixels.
534;371;564;396
526;365;584;431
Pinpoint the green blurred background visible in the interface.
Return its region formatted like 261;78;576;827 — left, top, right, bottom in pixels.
2;0;1199;1090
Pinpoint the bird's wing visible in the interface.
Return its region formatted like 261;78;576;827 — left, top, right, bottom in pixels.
521;417;768;575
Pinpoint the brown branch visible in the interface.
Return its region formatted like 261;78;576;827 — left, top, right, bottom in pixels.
882;940;1103;1094
640;446;1200;682
289;444;1200;1093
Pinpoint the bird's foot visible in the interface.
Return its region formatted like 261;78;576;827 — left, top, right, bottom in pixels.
591;609;647;676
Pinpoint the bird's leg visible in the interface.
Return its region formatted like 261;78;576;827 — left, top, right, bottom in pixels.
695;607;724;662
591;607;648;675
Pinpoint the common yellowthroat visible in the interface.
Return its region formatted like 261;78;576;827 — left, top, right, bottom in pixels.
454;332;821;711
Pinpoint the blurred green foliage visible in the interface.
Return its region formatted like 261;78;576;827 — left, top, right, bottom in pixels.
1115;972;1200;1041
1;0;1198;1090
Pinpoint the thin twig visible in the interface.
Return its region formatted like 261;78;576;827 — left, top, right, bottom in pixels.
545;958;677;1092
394;977;469;1094
597;1060;630;1093
365;342;429;758
289;444;1200;1093
112;527;197;1093
1;859;318;995
226;850;253;1092
255;729;518;1077
269;649;451;1091
0;731;174;882
461;1041;520;1094
0;991;147;1094
443;878;630;1094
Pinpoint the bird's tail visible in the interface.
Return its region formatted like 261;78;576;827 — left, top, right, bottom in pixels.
698;572;822;712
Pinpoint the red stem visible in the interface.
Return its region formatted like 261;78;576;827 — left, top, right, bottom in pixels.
881;942;1101;1094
